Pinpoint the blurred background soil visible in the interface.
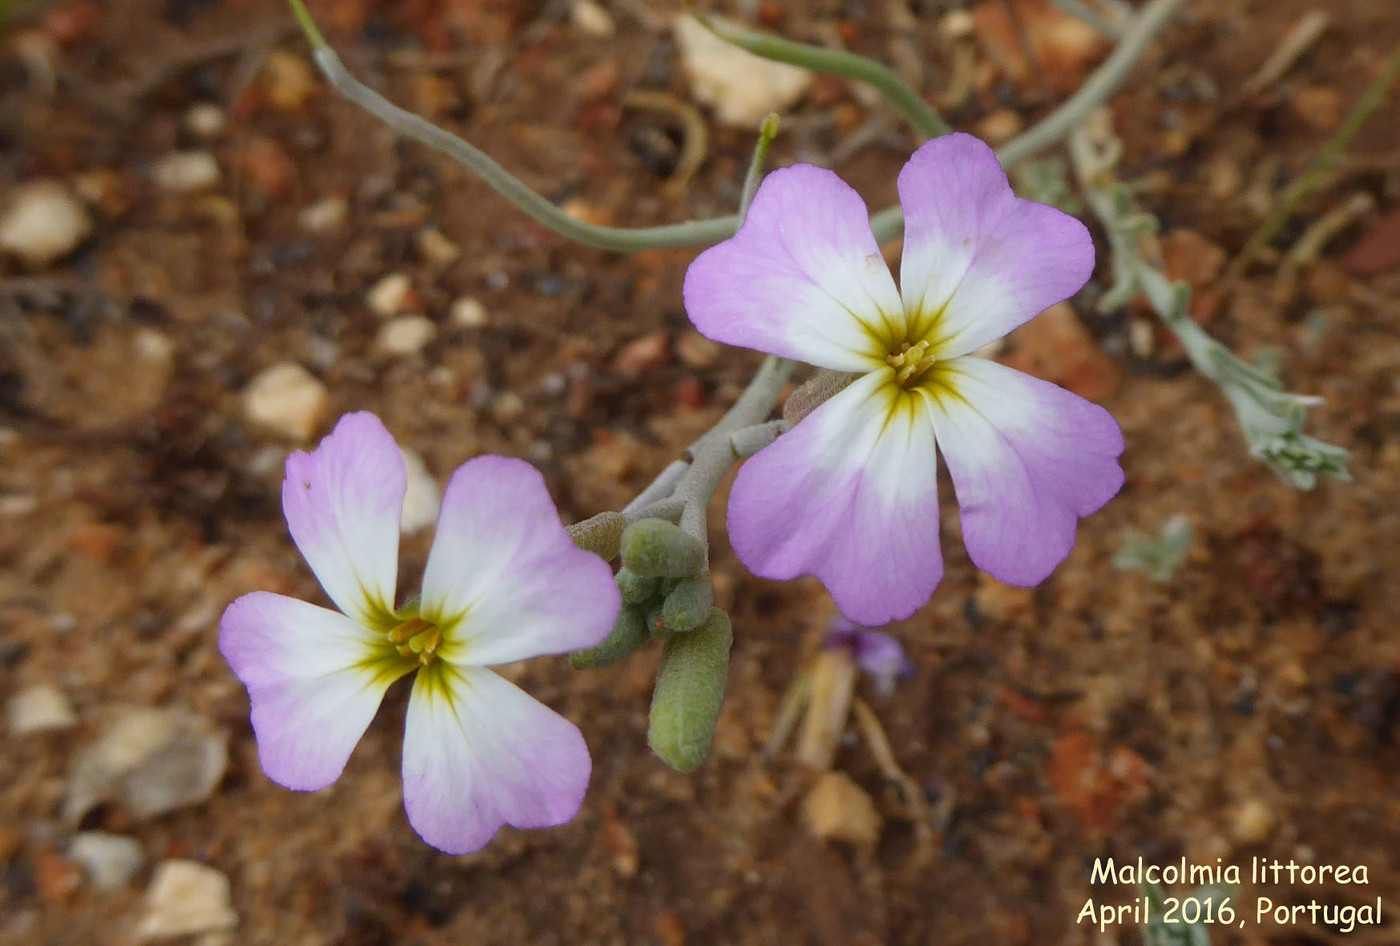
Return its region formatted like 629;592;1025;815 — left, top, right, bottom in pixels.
1;0;1399;943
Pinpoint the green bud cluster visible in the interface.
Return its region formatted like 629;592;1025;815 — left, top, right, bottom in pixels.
569;518;733;772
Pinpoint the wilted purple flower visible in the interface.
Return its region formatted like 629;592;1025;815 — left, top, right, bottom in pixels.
219;412;619;854
684;133;1124;624
826;617;914;697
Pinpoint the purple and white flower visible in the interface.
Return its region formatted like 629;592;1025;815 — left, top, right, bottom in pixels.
219;412;619;854
825;617;914;697
684;133;1124;624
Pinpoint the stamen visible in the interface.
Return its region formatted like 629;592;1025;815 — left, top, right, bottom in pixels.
885;340;937;387
388;617;442;666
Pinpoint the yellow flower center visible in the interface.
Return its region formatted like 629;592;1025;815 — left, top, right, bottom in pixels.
387;616;443;666
885;339;938;388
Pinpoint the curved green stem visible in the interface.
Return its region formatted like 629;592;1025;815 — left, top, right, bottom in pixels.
740;113;781;217
870;0;1192;241
289;0;739;251
695;13;951;140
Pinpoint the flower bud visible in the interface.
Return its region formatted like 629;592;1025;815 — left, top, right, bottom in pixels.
619;518;705;578
648;608;732;773
616;567;662;607
570;606;649;670
566;511;628;561
781;370;856;426
660;576;713;633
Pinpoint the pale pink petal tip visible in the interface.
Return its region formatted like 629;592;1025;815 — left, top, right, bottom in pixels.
218;591;398;791
930;358;1125;586
281;411;406;624
726;374;944;626
402;668;592;855
420;455;620;666
898;133;1095;357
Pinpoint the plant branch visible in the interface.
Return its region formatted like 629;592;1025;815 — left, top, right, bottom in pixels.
694;13;951;139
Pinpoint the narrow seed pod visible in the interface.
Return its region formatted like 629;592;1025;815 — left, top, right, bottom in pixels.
616;568;662;607
648;609;733;773
660;576;713;633
569;606;649;670
566;511;628;561
619;518;706;578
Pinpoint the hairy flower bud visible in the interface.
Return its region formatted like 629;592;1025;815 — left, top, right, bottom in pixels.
620;518;706;578
570;606;649;670
648;608;732;773
660;576;713;633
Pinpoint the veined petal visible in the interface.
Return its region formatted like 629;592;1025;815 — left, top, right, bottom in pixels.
683;164;904;371
419;456;619;666
897;134;1094;357
219;591;408;791
402;664;591;855
282;412;404;626
925;357;1124;586
727;371;943;625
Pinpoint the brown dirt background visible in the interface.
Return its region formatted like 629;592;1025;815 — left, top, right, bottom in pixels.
2;0;1399;943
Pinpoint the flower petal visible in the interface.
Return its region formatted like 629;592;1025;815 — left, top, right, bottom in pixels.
401;664;591;855
897;134;1094;357
419;456;619;666
727;371;943;624
219;591;407;791
925;356;1124;585
683;164;904;371
282;411;404;625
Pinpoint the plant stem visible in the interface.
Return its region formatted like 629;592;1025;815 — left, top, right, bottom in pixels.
739;113;782;218
1234;40;1400;272
870;0;1192;241
696;13;951;140
301;31;740;251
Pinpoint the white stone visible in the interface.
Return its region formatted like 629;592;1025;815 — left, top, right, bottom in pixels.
298;195;349;234
64;707;228;823
8;684;77;734
571;0;615;37
415;227;460;266
133;328;174;367
69;832;144;891
0;181;93;269
376;315;436;357
449;296;488;328
183;103;227;141
151;151;222;194
241;363;328;441
399;448;440;535
136;860;237;940
674;15;813;128
366;272;413;317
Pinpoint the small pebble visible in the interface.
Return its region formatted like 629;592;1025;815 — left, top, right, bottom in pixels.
298;195;350;234
571;0;615;37
260;49;317;112
366;272;414;318
1231;797;1275;845
375;315;436;357
612;331;670;375
8;684;77;735
0;180;93;268
151;151;221;194
69;832;143;891
241;362;328;441
416;227;460;266
136;860;237;940
183;103;226;140
399;447;441;535
674;15;812;128
449;296;488;328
